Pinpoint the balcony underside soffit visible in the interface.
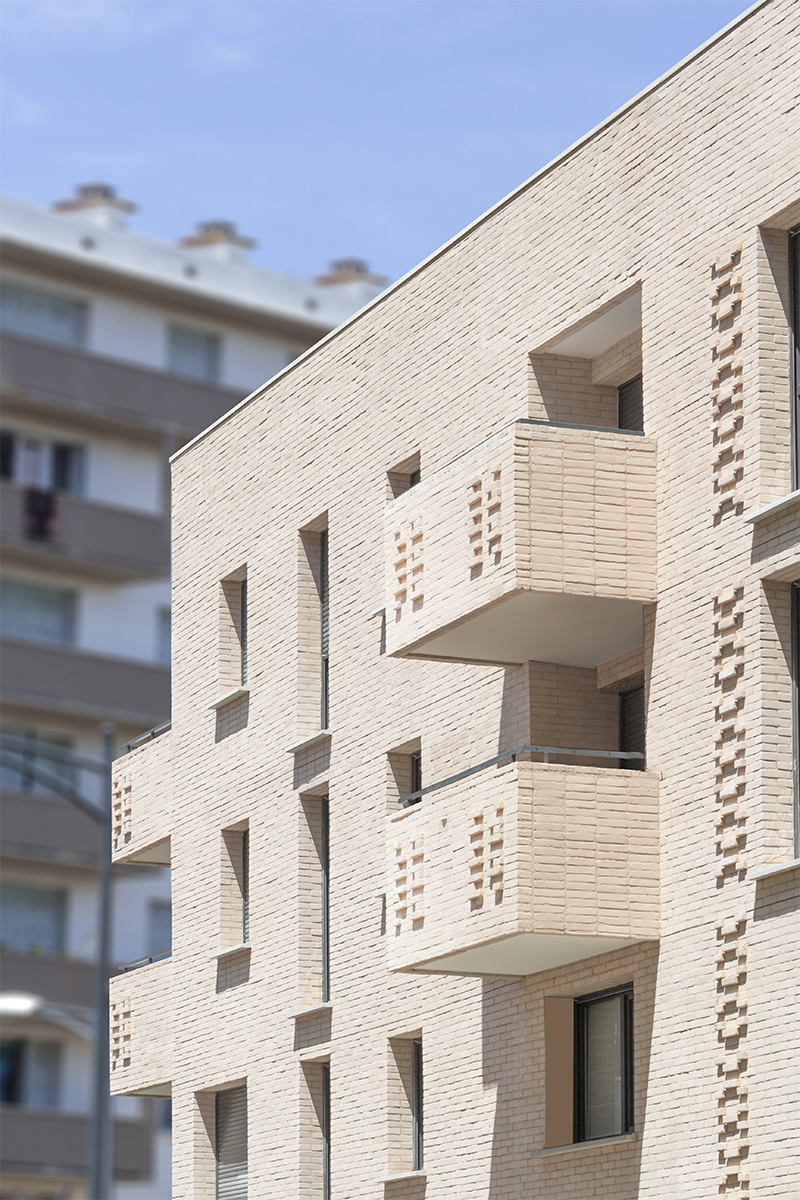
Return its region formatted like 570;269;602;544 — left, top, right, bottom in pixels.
406;931;645;978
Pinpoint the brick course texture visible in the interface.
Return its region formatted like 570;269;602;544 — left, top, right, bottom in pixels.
110;3;800;1196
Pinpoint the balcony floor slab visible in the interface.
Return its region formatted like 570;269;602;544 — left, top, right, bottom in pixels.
402;591;645;667
403;931;647;978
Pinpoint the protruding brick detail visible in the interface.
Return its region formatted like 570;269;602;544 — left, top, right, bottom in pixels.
468;805;505;910
712;250;745;524
392;834;425;935
392;514;424;621
467;467;503;577
110;996;132;1072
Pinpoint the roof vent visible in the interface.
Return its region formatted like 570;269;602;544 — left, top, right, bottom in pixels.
315;258;386;287
179;220;256;265
54;184;136;231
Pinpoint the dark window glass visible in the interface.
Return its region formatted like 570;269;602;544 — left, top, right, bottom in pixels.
322;1062;331;1200
321;797;330;1003
574;985;633;1142
617;375;643;432
410;750;422;798
239;579;248;685
790;226;800;488
792;581;800;857
320;531;329;730
0;1041;23;1104
52;443;85;494
0;432;14;480
412;1038;424;1171
619;686;645;770
241;830;249;944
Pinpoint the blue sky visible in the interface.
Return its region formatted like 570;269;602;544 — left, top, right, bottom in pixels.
1;0;755;282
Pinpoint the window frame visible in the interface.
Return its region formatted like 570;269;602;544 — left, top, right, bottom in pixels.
573;982;634;1144
789;224;800;489
792;580;800;858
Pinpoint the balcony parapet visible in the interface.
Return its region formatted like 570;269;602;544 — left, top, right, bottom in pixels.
387;755;659;977
112;727;172;865
385;419;656;665
110;956;172;1098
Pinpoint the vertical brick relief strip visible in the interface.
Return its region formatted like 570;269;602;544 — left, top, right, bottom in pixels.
392;515;424;622
467;466;503;580
711;249;744;524
713;583;749;1196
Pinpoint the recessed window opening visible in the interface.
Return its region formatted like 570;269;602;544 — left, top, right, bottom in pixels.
240;579;248;686
387;452;421;499
221;825;250;950
241;829;250;944
215;1085;248;1199
219;568;247;693
789;225;800;488
387;740;422;808
168;323;221;382
574;984;633;1143
322;1063;331;1199
617;375;644;433
321;798;330;1002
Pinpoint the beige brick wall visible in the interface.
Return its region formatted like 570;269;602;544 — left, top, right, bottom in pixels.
111;3;800;1196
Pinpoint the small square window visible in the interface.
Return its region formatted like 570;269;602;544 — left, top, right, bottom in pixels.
167;324;221;381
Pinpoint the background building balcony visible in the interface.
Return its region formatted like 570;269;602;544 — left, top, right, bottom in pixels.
0;1108;153;1183
0;638;170;729
385;420;656;665
109;956;173;1098
387;757;659;976
112;728;172;865
1;481;170;580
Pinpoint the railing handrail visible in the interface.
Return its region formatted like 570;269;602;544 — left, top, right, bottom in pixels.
122;721;172;755
117;948;171;973
398;743;645;807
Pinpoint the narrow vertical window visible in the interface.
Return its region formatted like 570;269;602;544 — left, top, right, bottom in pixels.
410;749;422;800
322;1062;331;1200
321;797;330;1003
792;581;800;857
789;224;800;488
320;530;329;729
0;432;15;480
239;579;248;686
215;1085;247;1199
412;1037;424;1171
574;985;633;1143
241;829;250;944
619;685;645;770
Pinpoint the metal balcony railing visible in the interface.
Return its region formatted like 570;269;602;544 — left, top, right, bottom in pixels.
117;948;171;974
398;743;645;807
121;721;172;754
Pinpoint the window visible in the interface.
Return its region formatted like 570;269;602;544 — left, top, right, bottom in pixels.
299;795;330;1007
388;453;421;498
320;532;329;729
790;225;799;487
240;579;248;685
215;1085;247;1199
574;985;634;1142
617;375;643;432
793;581;800;856
0;726;74;795
168;324;221;382
0;1040;60;1108
218;570;248;693
156;606;172;665
0;281;87;347
220;826;249;949
387;740;422;808
0;579;77;644
147;901;172;957
0;884;66;955
0;432;86;494
412;1037;424;1171
300;1061;330;1199
619;685;645;770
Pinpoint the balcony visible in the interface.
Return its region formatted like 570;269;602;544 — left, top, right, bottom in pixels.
387;753;659;976
112;726;172;865
0;331;244;438
385;420;656;665
0;949;96;1007
109;956;173;1098
0;1109;153;1182
1;481;169;580
0;638;170;729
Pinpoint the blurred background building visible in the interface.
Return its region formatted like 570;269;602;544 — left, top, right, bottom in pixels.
0;184;384;1200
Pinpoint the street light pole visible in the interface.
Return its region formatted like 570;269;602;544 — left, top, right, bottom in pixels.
88;722;114;1200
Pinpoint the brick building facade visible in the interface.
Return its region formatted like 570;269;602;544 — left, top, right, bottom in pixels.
110;2;799;1196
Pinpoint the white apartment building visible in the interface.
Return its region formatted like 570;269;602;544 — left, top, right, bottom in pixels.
0;184;383;1199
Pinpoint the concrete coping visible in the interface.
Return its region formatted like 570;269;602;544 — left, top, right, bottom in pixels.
742;488;800;524
376;1171;427;1184
208;942;251;961
286;729;332;754
530;1132;638;1158
287;1002;333;1021
748;858;800;881
208;686;250;711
